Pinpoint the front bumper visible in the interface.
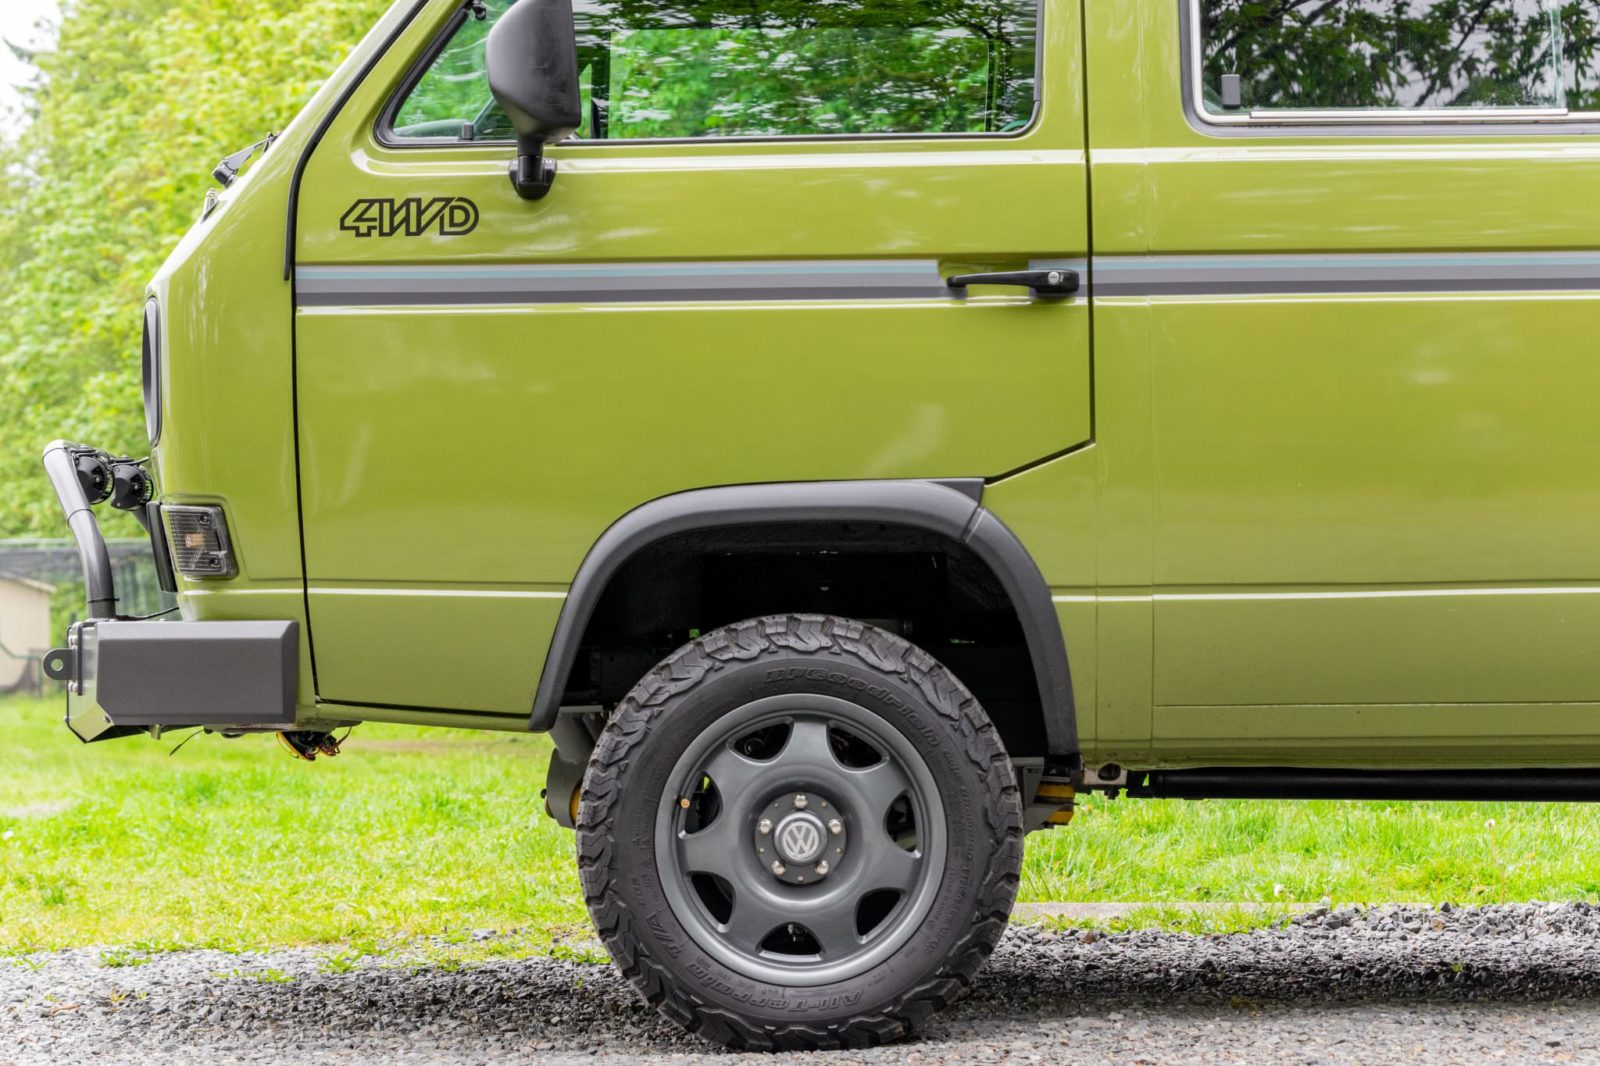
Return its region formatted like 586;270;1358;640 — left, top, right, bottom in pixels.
40;440;299;741
44;618;297;741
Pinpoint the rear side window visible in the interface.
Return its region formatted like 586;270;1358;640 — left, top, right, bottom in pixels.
389;0;1041;142
1196;0;1596;116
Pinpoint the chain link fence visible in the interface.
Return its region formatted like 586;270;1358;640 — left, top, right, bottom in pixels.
0;539;173;696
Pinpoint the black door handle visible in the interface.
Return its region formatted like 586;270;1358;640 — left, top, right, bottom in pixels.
946;268;1080;299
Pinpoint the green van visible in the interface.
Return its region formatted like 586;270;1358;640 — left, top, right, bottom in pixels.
38;0;1600;1048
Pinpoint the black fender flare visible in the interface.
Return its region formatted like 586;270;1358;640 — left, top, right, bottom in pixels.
529;479;1079;756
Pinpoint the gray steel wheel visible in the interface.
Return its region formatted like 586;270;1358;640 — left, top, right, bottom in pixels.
654;693;947;986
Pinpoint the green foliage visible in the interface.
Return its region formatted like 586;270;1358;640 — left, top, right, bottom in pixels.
1202;0;1600;112
606;26;1003;138
317;948;365;974
394;0;1038;141
0;0;389;537
394;1;504;136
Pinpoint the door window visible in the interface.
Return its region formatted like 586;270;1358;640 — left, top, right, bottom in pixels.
389;0;1040;142
1195;0;1595;117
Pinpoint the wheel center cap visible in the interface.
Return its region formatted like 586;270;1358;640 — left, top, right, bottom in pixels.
773;811;827;864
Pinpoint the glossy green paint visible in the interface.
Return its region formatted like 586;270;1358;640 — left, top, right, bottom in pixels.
140;0;1600;766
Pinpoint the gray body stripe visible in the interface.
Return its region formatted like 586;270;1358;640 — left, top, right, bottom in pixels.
297;259;952;306
1101;277;1600;297
297;285;951;307
1092;252;1600;297
298;258;935;280
295;253;1600;308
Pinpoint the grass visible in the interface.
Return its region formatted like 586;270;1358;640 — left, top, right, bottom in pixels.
1023;786;1600;911
2;694;1599;957
1042;902;1310;937
0;695;583;956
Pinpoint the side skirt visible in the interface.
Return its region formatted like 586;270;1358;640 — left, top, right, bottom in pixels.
1125;767;1600;803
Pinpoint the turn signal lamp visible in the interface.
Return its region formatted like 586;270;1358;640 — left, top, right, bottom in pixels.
163;505;237;579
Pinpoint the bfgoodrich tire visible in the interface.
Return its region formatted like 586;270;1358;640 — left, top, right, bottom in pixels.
576;614;1024;1050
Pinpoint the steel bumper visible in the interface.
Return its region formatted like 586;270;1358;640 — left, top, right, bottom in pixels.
40;440;299;741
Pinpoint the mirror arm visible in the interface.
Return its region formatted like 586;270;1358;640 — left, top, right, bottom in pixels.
510;140;557;200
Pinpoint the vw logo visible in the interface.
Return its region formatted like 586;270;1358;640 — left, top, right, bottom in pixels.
774;812;825;864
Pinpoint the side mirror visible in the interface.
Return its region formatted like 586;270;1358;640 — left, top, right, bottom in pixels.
486;0;581;200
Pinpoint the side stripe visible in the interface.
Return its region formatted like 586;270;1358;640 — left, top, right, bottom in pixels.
1092;252;1600;297
295;252;1600;308
296;260;952;306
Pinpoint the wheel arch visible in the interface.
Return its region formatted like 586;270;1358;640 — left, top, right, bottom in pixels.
530;479;1079;758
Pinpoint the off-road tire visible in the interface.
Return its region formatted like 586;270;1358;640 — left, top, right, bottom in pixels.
575;613;1024;1050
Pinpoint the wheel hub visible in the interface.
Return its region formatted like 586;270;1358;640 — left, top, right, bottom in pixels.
774;811;826;864
754;790;846;884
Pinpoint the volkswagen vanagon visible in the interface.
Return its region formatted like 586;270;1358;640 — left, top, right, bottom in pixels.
38;0;1600;1048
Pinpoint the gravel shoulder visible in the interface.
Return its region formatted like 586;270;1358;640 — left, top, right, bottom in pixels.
6;903;1600;1064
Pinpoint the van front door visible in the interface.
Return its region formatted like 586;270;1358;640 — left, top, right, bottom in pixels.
291;0;1092;717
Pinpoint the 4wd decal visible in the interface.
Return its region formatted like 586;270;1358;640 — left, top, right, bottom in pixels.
340;197;479;238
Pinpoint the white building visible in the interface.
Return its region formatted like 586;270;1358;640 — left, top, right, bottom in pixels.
0;574;53;694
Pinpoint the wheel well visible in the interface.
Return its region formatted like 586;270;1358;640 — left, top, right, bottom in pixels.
558;520;1051;758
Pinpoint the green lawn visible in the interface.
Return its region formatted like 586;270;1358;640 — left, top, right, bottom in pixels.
2;694;1598;959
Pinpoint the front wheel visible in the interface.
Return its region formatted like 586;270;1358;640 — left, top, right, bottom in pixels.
576;614;1024;1050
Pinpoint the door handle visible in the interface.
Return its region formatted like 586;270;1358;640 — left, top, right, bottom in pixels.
946;268;1079;299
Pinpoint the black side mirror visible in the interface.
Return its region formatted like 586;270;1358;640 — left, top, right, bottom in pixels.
486;0;581;200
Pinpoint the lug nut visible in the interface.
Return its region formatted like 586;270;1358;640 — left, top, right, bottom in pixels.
828;818;843;835
757;818;773;834
771;861;787;876
814;861;830;875
793;794;808;809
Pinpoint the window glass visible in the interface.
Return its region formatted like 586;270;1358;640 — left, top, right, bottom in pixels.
391;0;1040;141
394;1;510;138
1197;0;1597;114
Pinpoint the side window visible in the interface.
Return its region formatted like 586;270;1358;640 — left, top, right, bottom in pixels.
393;0;518;140
389;0;1040;142
1196;0;1596;116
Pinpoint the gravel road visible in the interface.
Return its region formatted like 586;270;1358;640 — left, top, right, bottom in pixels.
7;903;1600;1064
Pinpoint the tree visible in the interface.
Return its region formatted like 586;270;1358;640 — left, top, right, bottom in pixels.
0;0;387;537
